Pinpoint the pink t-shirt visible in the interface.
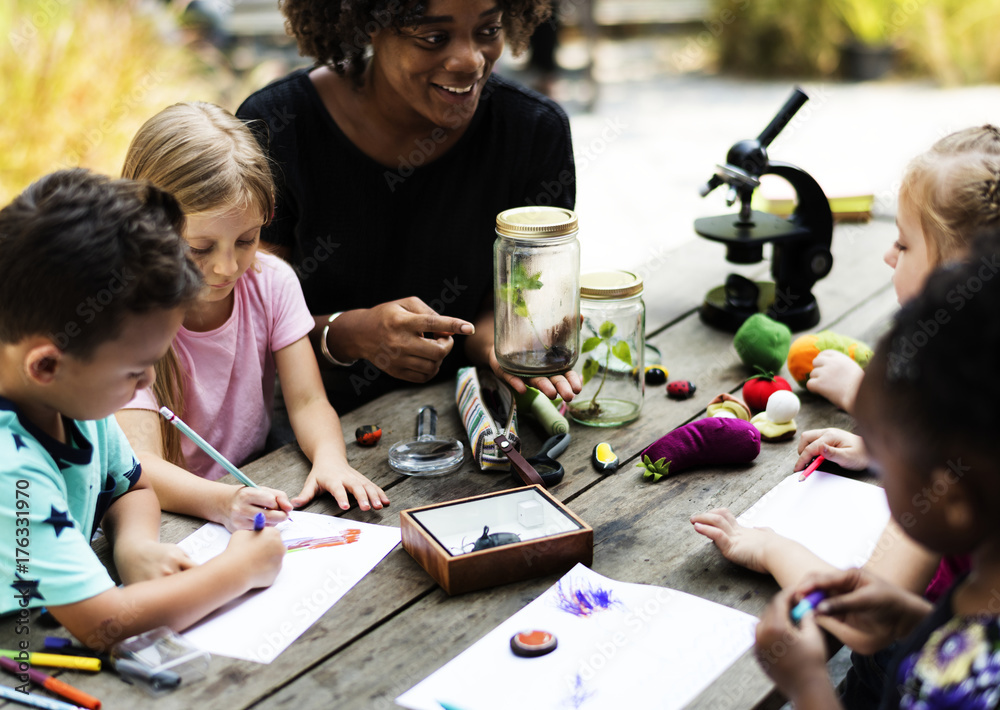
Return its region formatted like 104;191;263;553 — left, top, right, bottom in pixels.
126;252;314;480
925;554;973;603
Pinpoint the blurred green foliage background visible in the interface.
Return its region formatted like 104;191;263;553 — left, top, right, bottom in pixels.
0;0;228;204
1;0;996;206
714;0;1000;82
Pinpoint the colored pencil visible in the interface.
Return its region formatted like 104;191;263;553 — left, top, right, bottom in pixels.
798;454;826;482
0;682;88;710
0;657;100;710
791;591;827;623
0;652;99;673
40;640;107;667
158;407;258;488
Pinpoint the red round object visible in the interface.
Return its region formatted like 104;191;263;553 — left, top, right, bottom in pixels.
742;375;793;412
666;380;696;399
510;629;558;657
355;425;382;446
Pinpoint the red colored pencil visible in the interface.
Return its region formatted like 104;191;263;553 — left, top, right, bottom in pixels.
798;454;826;482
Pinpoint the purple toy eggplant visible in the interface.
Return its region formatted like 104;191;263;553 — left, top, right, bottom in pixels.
637;417;761;482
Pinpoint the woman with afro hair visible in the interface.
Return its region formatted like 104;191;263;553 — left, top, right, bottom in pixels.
237;0;580;413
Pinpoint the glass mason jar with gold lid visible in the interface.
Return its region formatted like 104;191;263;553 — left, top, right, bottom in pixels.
493;206;580;377
568;271;645;427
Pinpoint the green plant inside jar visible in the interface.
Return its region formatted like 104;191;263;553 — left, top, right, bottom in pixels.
498;263;574;369
575;321;633;418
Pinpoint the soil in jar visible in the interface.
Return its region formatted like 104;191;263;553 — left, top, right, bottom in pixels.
498;315;578;376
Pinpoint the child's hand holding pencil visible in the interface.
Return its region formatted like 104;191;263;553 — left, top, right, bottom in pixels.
159;407;293;531
779;568;934;656
755;585;833;703
794;428;870;473
222;485;293;532
225;526;286;589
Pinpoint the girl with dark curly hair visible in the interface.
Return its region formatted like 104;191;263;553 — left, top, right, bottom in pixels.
237;0;580;413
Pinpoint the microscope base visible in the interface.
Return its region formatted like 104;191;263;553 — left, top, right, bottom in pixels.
700;280;821;332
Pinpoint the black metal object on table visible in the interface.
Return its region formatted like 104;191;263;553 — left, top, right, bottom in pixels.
695;86;834;332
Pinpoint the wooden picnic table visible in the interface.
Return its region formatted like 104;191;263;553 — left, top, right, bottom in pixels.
0;217;899;710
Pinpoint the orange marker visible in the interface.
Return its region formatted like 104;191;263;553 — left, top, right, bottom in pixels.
0;656;101;709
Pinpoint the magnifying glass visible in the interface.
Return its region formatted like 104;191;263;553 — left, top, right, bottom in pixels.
515;432;571;487
388;405;465;476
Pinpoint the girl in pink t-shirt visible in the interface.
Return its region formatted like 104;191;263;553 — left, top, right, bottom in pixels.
117;102;388;531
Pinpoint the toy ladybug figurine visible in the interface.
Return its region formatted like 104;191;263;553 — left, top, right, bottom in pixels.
644;365;668;386
667;381;696;400
355;425;382;446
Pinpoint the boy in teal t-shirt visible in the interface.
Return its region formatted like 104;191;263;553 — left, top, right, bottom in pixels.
0;170;286;650
0;407;142;613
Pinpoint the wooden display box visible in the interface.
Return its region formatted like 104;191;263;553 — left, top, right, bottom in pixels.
400;485;593;595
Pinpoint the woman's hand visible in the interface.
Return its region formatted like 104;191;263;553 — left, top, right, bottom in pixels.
805;350;865;413
795;428;869;473
486;345;582;402
324;297;474;382
463;306;582;402
690;508;777;574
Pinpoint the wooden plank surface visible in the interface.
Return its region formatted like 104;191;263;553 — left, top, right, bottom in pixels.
235;220;899;709
0;219;898;710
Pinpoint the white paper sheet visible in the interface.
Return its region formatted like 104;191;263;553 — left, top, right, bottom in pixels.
177;511;400;663
396;564;757;710
737;469;890;570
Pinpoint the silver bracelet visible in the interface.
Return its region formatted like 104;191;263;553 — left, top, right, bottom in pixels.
320;312;357;367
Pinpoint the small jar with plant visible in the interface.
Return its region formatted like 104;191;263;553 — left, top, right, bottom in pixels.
568;271;645;427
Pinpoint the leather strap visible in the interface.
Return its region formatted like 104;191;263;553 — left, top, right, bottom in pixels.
494;433;545;487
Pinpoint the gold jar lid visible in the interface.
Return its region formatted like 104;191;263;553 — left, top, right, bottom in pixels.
496;206;578;238
580;271;644;299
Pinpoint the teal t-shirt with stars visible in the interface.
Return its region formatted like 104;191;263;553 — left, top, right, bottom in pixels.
1;396;141;614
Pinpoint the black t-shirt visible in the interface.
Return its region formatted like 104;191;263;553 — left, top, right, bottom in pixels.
237;69;575;410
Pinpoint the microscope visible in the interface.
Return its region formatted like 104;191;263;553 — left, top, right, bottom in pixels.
695;87;833;332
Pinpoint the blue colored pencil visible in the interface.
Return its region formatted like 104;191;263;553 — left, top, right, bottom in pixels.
791;591;828;623
158;407;258;488
0;683;87;710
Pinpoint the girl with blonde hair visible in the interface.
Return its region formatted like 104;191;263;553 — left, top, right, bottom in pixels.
809;124;1000;411
118;102;388;531
693;125;1000;709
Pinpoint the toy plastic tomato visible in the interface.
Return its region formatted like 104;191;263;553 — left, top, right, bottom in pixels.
742;375;792;412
